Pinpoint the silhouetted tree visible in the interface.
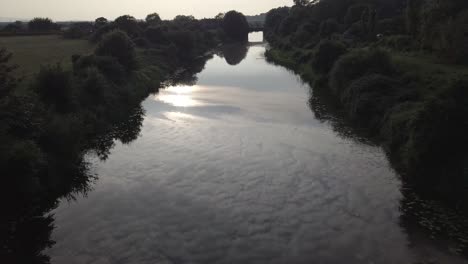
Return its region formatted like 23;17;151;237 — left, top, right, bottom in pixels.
95;17;108;28
293;0;310;6
173;15;197;28
28;18;59;32
222;11;249;42
215;13;225;20
265;7;290;35
114;15;141;38
146;13;162;25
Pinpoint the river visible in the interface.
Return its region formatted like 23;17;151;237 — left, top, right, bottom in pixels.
45;33;468;264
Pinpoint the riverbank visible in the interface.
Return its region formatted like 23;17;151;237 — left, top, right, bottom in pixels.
265;45;468;209
0;27;217;262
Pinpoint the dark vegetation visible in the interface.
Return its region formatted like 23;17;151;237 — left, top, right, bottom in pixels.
1;11;251;45
0;9;259;262
222;11;250;42
264;0;468;207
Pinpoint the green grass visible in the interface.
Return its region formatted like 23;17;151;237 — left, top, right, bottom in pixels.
0;35;93;79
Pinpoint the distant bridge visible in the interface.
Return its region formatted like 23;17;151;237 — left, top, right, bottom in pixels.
248;21;264;32
249;26;264;32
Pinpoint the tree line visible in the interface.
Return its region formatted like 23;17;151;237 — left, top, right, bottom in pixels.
1;11;252;42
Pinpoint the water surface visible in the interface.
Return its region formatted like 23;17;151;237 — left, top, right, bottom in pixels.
47;33;468;264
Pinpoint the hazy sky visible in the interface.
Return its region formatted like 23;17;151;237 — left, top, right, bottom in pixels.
1;0;292;21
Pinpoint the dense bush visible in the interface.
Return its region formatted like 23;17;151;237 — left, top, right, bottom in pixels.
166;30;195;58
341;74;399;129
73;54;126;84
438;10;468;64
406;77;468;166
90;23;117;42
33;65;74;113
344;4;368;26
312;40;347;73
329;49;396;94
377;16;405;35
291;23;320;47
63;26;86;39
144;26;168;45
319;18;341;38
95;30;137;71
77;67;115;109
278;16;300;36
0;49;18;97
377;35;415;51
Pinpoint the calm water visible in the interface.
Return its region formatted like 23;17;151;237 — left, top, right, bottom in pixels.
46;33;468;264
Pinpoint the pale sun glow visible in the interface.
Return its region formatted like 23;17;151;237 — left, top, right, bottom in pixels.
156;85;201;107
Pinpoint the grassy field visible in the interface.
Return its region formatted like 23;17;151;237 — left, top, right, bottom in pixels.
0;35;93;78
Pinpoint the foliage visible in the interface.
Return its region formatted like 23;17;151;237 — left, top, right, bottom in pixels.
173;15;197;28
63;23;93;39
319;18;340;38
166;30;195;58
90;23;116;42
344;4;368;26
95;17;108;28
377;16;405;35
2;21;25;33
279;15;300;36
28;18;59;32
114;15;141;38
33;64;74;113
144;26;168;45
312;40;347;74
95;30;137;71
330;48;395;94
293;0;310;6
0;49;18;97
377;35;416;51
405;0;423;36
265;6;290;35
146;13;162;25
435;10;468;64
222;11;249;42
341;74;399;129
291;23;320;47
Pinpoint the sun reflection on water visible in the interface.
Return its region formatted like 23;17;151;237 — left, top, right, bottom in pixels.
156;85;201;107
